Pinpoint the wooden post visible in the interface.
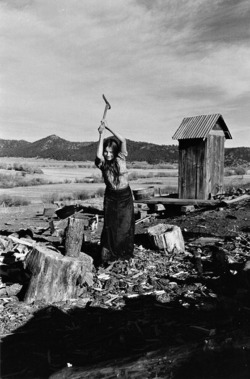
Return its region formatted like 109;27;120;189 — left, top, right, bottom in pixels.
64;216;85;257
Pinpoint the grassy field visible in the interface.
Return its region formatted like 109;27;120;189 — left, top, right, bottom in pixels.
0;157;249;203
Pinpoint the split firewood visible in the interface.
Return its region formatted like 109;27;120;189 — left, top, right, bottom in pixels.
135;215;152;225
154;203;166;212
8;236;35;247
221;194;250;205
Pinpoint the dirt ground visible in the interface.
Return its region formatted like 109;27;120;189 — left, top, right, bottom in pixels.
0;196;250;378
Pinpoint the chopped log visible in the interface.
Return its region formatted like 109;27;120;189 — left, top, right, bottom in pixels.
23;245;93;304
147;223;185;253
49;218;69;240
154;203;166;212
137;203;150;210
8;235;35;247
64;216;86;258
181;205;195;214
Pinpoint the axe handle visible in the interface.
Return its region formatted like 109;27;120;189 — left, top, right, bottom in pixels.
102;104;110;120
102;94;111;120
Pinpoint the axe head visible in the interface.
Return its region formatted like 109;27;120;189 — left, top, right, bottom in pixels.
102;94;111;109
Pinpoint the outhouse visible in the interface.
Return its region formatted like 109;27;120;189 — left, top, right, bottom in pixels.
172;114;232;200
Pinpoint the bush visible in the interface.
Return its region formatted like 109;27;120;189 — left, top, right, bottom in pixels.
33;167;44;174
78;163;95;169
73;190;90;200
234;166;246;176
0;195;13;206
28;177;47;186
63;164;77;168
224;169;234;176
42;193;60;203
128;171;152;180
74;177;89;183
0;163;8;170
128;170;178;181
12;162;44;174
0;194;30;207
75;174;102;184
95;187;105;197
59;194;74;202
0;173;49;188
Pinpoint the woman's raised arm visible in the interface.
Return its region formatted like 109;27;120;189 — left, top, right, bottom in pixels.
96;121;105;159
104;122;127;154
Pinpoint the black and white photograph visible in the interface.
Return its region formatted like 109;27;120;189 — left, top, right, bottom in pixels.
0;1;250;378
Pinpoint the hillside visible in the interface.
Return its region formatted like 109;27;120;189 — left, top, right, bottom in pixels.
0;135;179;163
224;147;250;167
0;135;249;165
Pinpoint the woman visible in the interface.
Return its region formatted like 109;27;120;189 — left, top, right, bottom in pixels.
95;119;134;263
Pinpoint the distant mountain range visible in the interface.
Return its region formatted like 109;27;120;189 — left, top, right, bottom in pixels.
0;134;249;166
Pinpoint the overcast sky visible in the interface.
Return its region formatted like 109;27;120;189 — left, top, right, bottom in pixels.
0;0;250;147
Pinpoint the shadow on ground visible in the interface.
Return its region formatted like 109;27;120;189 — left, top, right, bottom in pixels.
1;291;250;379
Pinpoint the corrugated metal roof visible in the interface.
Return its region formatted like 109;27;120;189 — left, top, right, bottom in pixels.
172;114;232;140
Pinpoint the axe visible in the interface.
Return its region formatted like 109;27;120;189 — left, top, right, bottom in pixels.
102;94;111;120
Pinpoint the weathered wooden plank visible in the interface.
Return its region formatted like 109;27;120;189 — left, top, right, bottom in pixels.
207;133;225;198
221;194;250;205
196;141;205;199
204;137;210;199
134;197;219;206
178;139;208;200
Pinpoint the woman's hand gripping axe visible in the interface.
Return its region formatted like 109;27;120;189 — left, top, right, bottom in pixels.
102;94;111;120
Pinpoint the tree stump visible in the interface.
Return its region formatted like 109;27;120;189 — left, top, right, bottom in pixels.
147;223;185;253
64;216;86;257
23;246;93;304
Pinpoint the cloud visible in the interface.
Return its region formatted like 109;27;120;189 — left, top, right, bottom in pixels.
194;0;250;46
0;0;249;146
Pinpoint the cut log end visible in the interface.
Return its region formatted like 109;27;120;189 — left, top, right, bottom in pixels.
147;223;185;253
23;246;93;304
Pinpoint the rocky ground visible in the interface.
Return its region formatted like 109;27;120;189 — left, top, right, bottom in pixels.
0;194;250;379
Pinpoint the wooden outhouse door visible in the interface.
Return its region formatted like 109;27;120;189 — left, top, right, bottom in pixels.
178;139;206;199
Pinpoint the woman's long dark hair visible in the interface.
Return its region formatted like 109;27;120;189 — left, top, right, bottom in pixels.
103;137;120;186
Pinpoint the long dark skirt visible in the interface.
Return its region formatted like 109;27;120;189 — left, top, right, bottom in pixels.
101;186;134;262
